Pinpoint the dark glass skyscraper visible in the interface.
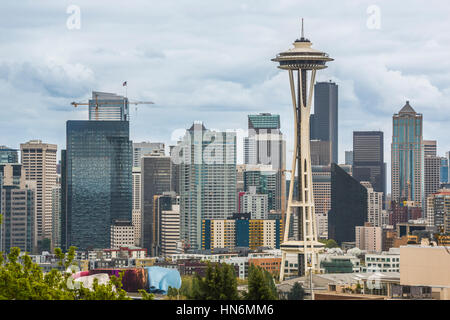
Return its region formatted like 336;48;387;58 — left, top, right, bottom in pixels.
141;155;172;256
328;163;367;245
353;131;386;205
65;121;132;250
310;81;338;164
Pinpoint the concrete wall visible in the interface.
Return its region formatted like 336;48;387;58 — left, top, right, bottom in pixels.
400;246;450;299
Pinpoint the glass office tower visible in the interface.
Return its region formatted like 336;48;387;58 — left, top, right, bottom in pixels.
391;101;423;206
66;121;132;250
328;163;367;245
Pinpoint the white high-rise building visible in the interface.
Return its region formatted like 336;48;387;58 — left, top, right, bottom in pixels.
177;122;236;250
361;181;383;227
161;204;180;256
132;167;142;246
20;140;57;245
242;186;268;220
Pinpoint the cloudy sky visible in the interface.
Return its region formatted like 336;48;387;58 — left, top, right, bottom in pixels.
1;0;450;191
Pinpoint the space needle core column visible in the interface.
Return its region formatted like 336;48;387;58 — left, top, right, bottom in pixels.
272;20;333;281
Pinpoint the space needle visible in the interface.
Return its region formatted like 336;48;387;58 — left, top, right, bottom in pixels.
272;19;333;281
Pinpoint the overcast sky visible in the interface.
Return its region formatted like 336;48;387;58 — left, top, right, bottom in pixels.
1;0;450;191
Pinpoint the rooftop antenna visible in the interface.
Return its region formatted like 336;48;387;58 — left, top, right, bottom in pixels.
301;18;304;39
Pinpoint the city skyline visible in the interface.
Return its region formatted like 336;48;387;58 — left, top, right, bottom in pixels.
1;2;450;195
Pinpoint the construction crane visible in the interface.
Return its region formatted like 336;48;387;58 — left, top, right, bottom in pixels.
71;98;154;120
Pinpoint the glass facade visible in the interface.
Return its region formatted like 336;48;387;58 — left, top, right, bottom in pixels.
178;123;237;250
66;121;132;250
391;102;423;206
328;163;367;245
0;146;19;164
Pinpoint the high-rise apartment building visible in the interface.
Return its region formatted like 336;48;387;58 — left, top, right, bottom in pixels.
0;164;36;253
310;81;338;163
51;186;61;250
177;122;236;250
241;186;269;220
161;203;180;257
65;121;132;250
244;166;280;213
141;155;172;255
20;140;57;246
426;190;450;232
391;101;423;206
132;166;142;246
360;181;383;227
424;155;441;214
312;165;332;239
89;91;129;121
328;163;367;245
355;222;382;253
353;131;386;203
110;220;134;249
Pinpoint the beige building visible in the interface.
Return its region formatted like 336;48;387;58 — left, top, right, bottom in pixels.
356;222;382;253
110;221;135;249
160;204;180;256
361;181;383;227
312;165;331;239
20;140;57;245
132;166;142;246
400;246;450;300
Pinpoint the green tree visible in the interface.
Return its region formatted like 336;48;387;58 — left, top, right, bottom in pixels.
245;265;278;300
287;282;305;300
0;246;131;300
189;263;239;300
325;239;339;248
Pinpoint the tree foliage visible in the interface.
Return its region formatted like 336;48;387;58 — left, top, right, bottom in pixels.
0;246;130;300
188;263;239;300
287;282;305;300
245;265;278;300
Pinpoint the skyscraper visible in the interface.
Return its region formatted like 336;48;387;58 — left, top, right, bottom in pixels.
424;155;441;214
440;157;449;184
244;113;286;217
0;164;36;253
0;146;19;164
310;140;331;166
132;166;142;246
328;163;367;245
20;140;57;247
177;122;236;251
65;121;132;250
353;131;386;204
391;101;423;206
345;151;353;166
141;155;172;255
423;140;437;157
132;142;165;168
360;181;383;228
88;91;129;121
310;81;338;164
